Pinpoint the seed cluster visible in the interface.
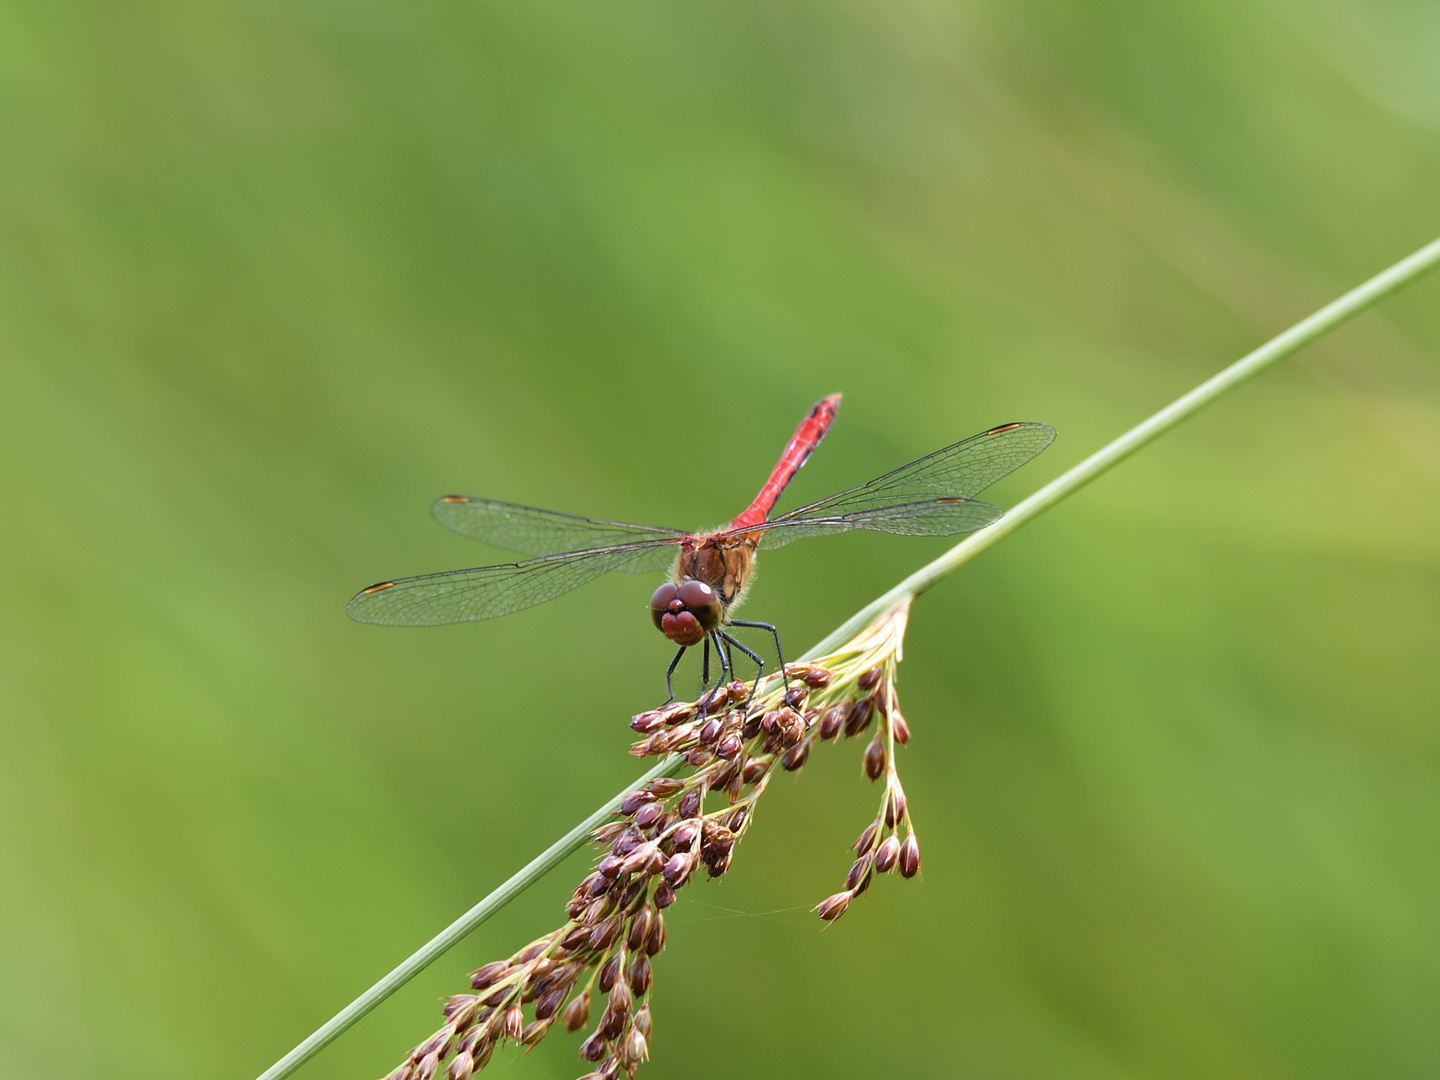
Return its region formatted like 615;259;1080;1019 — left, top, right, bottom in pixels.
379;603;914;1080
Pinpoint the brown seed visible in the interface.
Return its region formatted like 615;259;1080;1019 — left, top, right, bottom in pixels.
678;790;702;818
653;882;676;907
781;741;810;771
520;1019;551;1045
634;1003;653;1037
580;1030;607;1062
727;807;748;832
698;717;723;746
628;953;652;995
705;849;732;877
644;912;666;955
649;778;685;797
583;894;615;926
470;961;508;990
899;834;921;878
599;1004;626;1040
563;991;591;1032
597;855;624;879
630;710;665;734
872;686;890;715
619;791;655;815
727;679;748;701
634;802;664;829
671;820;700;849
716;732;743;759
589;914;622;951
447;1052;473;1080
414;1051;439;1080
612;827;643;856
891;711;910;744
660;701;696;726
874;834;900;873
711;757;741;791
482;989;507;1007
802;666;833;689
819;706;846;740
726;768;743;803
742;757;769;783
844;698;874;737
698;687;728;713
815;890;852;921
623;1027;649;1066
598;954;622;992
686;748;713;767
561;926;591;951
858;665;883;690
854;819;880;855
627;908;652;951
608;977;632;1016
586;873;612;898
533;986;566;1020
502;1005;524;1039
863;735;886;780
741;712;764;739
662;852;693;886
887;787;907;827
784;685;809;709
760;710;782;734
846;854;873;893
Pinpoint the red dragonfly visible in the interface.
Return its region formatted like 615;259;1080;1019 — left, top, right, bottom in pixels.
349;395;1054;698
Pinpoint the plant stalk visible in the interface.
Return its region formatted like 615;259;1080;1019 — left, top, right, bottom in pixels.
257;235;1440;1080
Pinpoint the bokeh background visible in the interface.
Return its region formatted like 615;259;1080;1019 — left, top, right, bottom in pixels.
4;1;1440;1077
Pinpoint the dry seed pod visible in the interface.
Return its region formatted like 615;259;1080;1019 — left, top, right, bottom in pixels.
627;907;652;951
653;881;676;908
899;834;921;878
854;819;880;855
784;685;809;709
819;706;846;740
781;741;810;771
447;1052;473;1080
671;820;700;849
844;698;874;737
845;854;873;893
502;1005;524;1039
608;977;632;1016
644;912;666;955
599;1004;626;1039
470;961;508;990
628;952;652;994
563;991;591;1032
415;1051;439;1080
716;732;743;759
580;1030;607;1062
815;890;852;921
858;665;883;690
802;665;833;688
623;1027;649;1067
686;748;713;767
891;711;910;744
634;802;664;829
598;954;622;992
742;757;769;783
630;711;665;734
863;735;886;780
519;1019;550;1045
678;791;702;818
874;834;901;873
634;1003;652;1038
618;791;654;815
662;852;693;887
698;717;723;745
649;777;685;797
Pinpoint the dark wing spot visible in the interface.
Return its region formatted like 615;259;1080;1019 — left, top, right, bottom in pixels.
985;422;1022;434
935;497;968;504
362;581;396;594
440;495;470;503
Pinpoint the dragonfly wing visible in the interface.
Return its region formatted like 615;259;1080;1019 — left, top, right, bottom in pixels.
750;421;1055;527
347;541;678;626
432;496;685;563
755;497;1004;549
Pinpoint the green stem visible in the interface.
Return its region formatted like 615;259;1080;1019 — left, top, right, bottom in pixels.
257;235;1440;1080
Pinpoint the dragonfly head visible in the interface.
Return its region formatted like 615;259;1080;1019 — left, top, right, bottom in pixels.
650;579;722;646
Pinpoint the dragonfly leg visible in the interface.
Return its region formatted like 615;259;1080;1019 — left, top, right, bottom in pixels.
700;637;711;692
665;645;687;703
726;619;790;696
718;630;765;705
709;630;733;687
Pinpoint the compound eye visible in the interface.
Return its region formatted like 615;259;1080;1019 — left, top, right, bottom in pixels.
650;582;680;631
677;580;716;608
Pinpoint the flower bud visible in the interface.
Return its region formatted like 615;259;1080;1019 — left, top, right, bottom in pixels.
634;802;664;829
818;705;846;740
653;881;676;908
863;734;886;780
698;717;723;746
891;711;910;744
781;741;810;771
563;990;591;1032
589;914;622;951
899;834;921;878
742;756;769;783
671;820;700;849
662;852;693;886
533;985;566;1020
716;732;743;759
630;710;665;734
844;698;874;737
470;961;508;990
784;685;809;709
815;890;852;921
874;834;900;872
854;819;880;855
608;976;632;1017
628;953;652;995
580;1030;607;1062
447;1052;473;1080
858;664;883;690
627;907;652;951
618;790;655;815
845;854;873;894
644;912;666;955
598;954;622;992
678;790;702;818
623;1027;649;1066
502;1005;524;1039
802;665;833;688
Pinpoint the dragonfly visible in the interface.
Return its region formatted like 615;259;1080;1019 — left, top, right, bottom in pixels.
348;394;1055;699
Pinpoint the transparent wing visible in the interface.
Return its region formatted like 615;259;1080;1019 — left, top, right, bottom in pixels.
347;541;679;627
431;496;686;561
731;421;1055;548
753;496;1005;548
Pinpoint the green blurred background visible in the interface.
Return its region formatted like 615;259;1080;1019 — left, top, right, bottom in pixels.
4;0;1440;1077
